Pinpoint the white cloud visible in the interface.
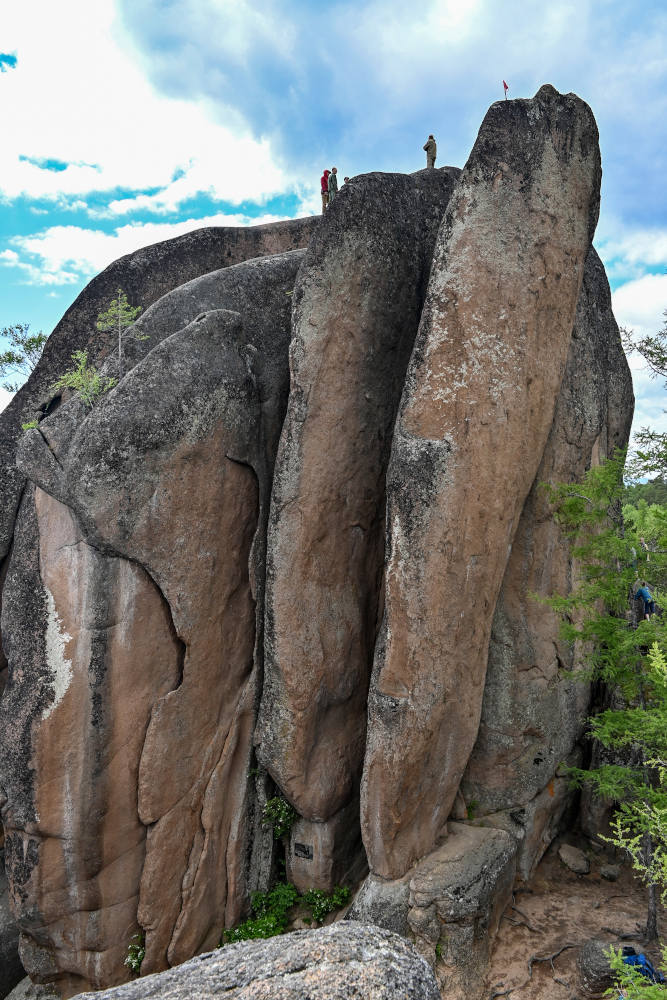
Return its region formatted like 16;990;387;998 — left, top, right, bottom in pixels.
612;275;667;438
0;0;292;209
0;212;289;286
0;388;15;414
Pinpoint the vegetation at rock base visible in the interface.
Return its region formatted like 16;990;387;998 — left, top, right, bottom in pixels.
262;795;298;840
0;322;47;392
220;883;351;945
124;933;145;975
51;349;117;408
96;287;143;380
21;419;38;431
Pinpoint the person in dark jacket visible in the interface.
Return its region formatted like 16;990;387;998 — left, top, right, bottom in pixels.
321;169;330;213
423;134;437;168
328;166;338;203
636;581;655;619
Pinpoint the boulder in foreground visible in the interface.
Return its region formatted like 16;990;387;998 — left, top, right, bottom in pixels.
74;922;441;1000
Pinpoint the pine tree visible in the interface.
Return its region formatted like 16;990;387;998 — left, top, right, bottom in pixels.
96;289;142;380
546;453;667;941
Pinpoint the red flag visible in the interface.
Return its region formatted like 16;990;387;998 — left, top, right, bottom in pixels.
503;80;509;92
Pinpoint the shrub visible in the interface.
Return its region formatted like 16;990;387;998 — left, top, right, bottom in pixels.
262;796;297;840
51;350;117;409
124;933;145;975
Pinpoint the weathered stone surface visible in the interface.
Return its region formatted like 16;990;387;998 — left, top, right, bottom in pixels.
6;249;302;989
577;938;615;998
361;84;602;879
346;871;412;938
74;922;441;1000
600;863;620;881
0;219;317;565
558;843;590;874
0;860;24;999
407;824;516;1000
257;167;460;886
0;487;181;997
471;769;576;880
5;979;58;1000
462;247;633;825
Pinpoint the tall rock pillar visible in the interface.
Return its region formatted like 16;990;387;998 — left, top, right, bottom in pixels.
361;84;603;878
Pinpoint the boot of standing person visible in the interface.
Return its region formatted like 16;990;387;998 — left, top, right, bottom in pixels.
423;134;437;168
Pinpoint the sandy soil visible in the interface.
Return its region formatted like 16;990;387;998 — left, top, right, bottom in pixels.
485;836;666;1000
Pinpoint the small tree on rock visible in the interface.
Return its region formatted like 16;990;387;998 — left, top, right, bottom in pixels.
96;289;142;380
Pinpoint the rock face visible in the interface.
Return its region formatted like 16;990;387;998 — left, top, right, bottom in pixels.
361;84;603;879
0;861;23;999
0;218;317;565
74;923;441;1000
0;86;634;996
3;254;303;993
461;247;633;875
257;168;460;890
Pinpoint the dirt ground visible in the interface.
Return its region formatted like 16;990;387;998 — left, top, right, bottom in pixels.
485;836;666;1000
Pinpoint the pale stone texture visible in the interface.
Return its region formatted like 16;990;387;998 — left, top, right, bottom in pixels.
74;923;441;1000
257;168;459;888
361;84;603;879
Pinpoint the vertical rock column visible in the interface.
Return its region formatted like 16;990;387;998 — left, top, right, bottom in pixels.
256;169;459;889
461;247;634;876
361;85;602;879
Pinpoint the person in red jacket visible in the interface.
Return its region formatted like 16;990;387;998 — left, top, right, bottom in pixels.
321;169;330;213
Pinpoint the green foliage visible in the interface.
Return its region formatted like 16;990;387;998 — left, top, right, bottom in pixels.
262;796;297;840
626;479;667;509
301;885;351;923
546;452;667;941
222;883;299;944
21;419;38;431
435;940;443;960
124;933;145;975
96;288;143;379
0;322;47;392
51;350;117;408
220;882;351;945
605;945;667;997
466;799;479;820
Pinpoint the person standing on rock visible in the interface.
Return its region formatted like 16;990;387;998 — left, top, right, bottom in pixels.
423;135;437;168
328;167;338;203
321;169;330;213
636;581;655;620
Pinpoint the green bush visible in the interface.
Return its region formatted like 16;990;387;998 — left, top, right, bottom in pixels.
220;882;351;945
124;933;145;975
21;419;38;431
51;350;117;409
262;796;297;840
302;885;351;923
221;883;299;944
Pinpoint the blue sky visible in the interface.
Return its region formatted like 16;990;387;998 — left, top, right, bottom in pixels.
1;0;666;439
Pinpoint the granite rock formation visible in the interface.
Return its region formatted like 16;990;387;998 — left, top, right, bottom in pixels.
0;85;633;998
361;83;604;879
74;923;441;1000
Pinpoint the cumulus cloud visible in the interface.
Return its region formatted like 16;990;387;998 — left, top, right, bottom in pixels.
612;274;667;437
0;0;290;209
117;0;667;203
